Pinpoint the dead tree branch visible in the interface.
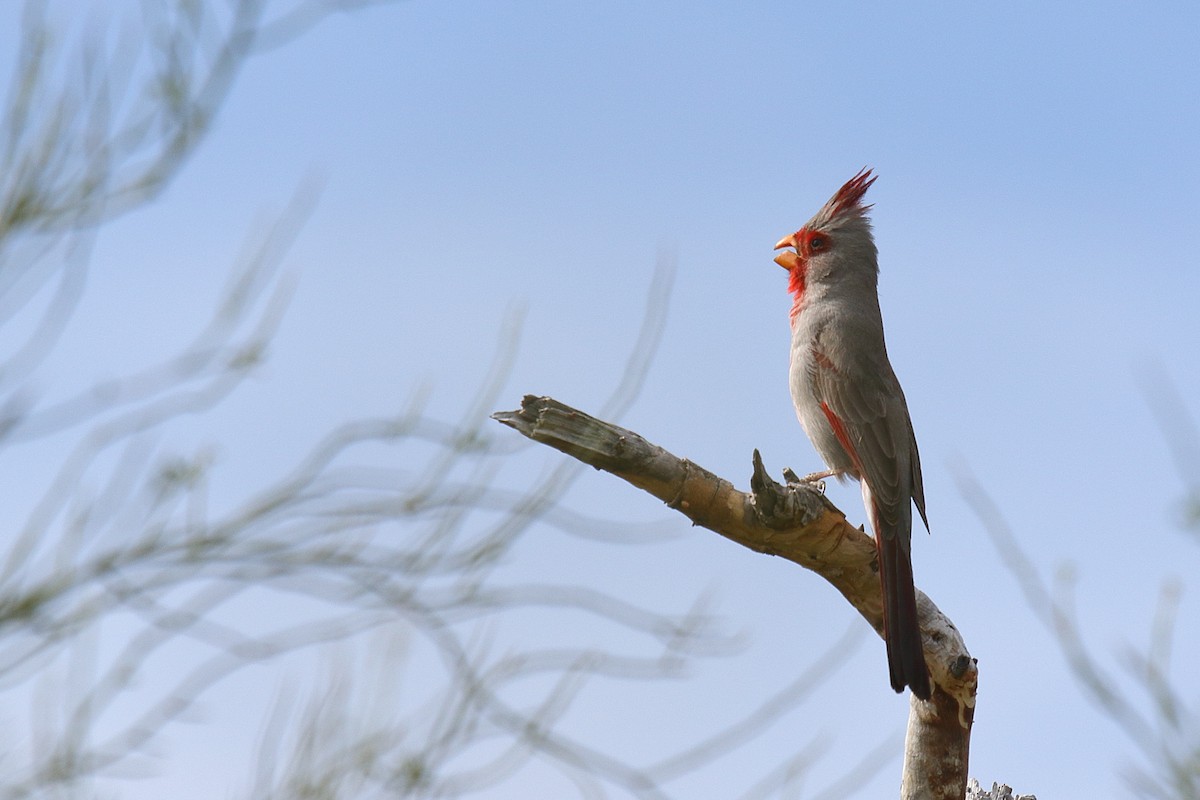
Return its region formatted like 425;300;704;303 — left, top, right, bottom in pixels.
494;394;978;800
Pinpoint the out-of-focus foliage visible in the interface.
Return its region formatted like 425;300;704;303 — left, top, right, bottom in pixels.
0;4;870;798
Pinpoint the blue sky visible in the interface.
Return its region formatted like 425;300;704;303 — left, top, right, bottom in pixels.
2;1;1199;797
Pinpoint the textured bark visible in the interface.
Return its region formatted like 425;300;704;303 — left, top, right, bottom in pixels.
494;395;978;799
964;780;1038;800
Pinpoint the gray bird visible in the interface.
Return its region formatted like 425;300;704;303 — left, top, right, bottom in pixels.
773;169;932;699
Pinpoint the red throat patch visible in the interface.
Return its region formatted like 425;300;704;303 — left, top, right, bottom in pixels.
787;262;806;323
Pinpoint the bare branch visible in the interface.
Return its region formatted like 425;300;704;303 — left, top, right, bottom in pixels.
494;394;977;799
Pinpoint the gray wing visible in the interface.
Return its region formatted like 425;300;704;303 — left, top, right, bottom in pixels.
811;345;927;541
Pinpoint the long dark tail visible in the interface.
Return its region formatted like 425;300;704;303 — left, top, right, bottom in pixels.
878;530;931;699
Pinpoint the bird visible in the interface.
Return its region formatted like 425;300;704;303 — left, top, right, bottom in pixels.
772;168;932;700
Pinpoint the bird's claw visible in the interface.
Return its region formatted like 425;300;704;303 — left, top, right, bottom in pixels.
783;467;834;494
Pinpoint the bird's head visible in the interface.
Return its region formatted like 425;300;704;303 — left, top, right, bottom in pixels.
773;168;880;305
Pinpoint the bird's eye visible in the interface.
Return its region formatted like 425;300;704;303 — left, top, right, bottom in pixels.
808;234;827;251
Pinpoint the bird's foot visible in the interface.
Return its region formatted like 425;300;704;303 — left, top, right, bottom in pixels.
782;467;842;493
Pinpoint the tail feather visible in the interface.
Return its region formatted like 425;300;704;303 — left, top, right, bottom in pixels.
879;533;931;699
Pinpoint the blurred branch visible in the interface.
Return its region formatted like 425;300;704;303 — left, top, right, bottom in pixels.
0;0;395;392
647;621;866;784
0;0;382;245
1140;363;1200;532
0;237;859;799
958;469;1200;799
0;3;933;798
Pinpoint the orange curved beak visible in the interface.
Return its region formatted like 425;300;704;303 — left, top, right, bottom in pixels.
773;233;799;270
